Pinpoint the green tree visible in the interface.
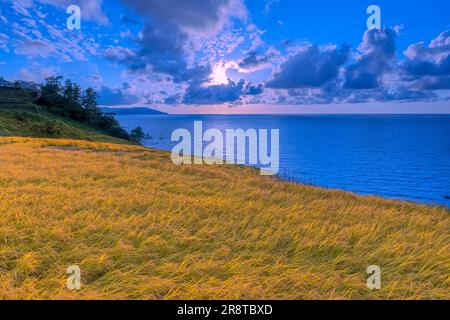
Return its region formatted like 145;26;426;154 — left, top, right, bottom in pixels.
82;87;100;118
73;83;82;104
42;76;63;96
63;79;74;102
130;127;145;143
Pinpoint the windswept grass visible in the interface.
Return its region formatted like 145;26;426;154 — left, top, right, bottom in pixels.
0;137;448;300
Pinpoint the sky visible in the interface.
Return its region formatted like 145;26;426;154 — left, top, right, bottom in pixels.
0;0;449;114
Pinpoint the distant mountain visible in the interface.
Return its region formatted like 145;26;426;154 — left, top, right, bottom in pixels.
101;107;168;115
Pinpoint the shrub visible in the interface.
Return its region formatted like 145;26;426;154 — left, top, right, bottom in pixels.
130;127;146;143
13;112;30;122
36;120;63;137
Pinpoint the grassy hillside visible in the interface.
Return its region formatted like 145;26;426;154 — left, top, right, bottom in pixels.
0;109;128;144
0;87;40;113
0;87;129;144
0;137;448;300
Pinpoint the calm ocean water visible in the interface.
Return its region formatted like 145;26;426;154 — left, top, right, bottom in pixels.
116;114;450;206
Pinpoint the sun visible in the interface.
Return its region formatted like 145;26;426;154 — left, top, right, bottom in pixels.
209;62;229;85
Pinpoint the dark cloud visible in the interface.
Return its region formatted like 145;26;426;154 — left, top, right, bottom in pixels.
98;83;140;106
119;14;141;25
278;86;436;105
104;22;188;77
164;93;182;105
103;23;205;83
106;0;246;86
183;79;245;104
182;79;262;104
245;83;264;95
266;45;349;89
176;64;212;84
402;30;450;90
103;0;258;105
340;88;436;104
135;22;188;78
102;1;449;105
409;76;450;90
238;51;272;71
344;28;397;89
121;0;245;34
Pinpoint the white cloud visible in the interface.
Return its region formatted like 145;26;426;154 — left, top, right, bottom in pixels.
15;39;57;57
0;33;9;52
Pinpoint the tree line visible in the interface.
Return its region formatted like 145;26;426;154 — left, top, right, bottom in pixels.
38;76;145;142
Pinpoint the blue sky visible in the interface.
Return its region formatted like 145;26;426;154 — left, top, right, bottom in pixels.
0;0;449;113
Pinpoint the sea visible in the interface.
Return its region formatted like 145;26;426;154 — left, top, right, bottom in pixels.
116;114;450;207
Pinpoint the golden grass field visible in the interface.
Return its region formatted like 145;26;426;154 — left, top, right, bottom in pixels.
0;136;448;300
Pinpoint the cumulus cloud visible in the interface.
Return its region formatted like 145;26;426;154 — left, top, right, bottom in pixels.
259;27;445;105
245;83;264;95
266;44;349;89
103;22;450;105
183;79;245;104
5;0;448;106
402;30;450;90
98;83;141;106
183;79;263;104
99;0;261;105
238;50;275;72
135;22;189;78
409;76;450;90
103;0;248;86
164;93;182;105
344;28;397;89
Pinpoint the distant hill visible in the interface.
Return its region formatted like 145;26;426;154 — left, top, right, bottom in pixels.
101;107;168;115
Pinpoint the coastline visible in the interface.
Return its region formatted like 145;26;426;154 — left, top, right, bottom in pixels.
115;114;450;207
